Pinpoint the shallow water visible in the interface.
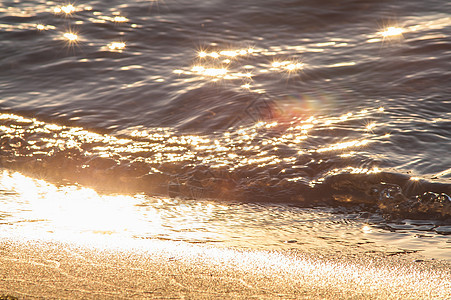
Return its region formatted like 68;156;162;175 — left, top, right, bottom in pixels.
1;170;450;260
0;0;450;259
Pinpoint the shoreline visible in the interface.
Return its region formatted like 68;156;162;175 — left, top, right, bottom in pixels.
1;238;450;299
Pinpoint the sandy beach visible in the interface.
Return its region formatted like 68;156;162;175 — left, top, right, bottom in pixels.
1;238;450;299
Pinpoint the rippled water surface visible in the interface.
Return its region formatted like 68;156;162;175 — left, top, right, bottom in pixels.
0;0;450;259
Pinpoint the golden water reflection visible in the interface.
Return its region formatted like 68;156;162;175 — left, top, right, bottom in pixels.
0;171;163;241
53;4;78;15
368;15;451;43
3;2;132;54
0;107;386;171
379;26;404;38
63;31;78;42
1;170;450;263
170;15;448;89
173;45;304;89
0;105;392;203
107;41;126;52
112;16;129;23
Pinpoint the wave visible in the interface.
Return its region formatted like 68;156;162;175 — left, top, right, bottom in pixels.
1;111;449;222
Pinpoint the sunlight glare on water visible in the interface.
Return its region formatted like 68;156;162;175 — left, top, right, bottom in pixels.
63;31;78;42
0;170;450;260
379;26;405;38
0;0;451;276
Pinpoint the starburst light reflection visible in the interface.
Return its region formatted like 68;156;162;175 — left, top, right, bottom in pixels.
379;26;404;38
63;31;78;42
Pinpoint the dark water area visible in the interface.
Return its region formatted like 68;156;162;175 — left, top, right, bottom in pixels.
0;0;451;258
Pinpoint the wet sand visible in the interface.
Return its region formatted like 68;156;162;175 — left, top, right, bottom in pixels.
1;238;450;299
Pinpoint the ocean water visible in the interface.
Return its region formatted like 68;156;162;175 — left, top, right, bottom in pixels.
0;0;450;260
